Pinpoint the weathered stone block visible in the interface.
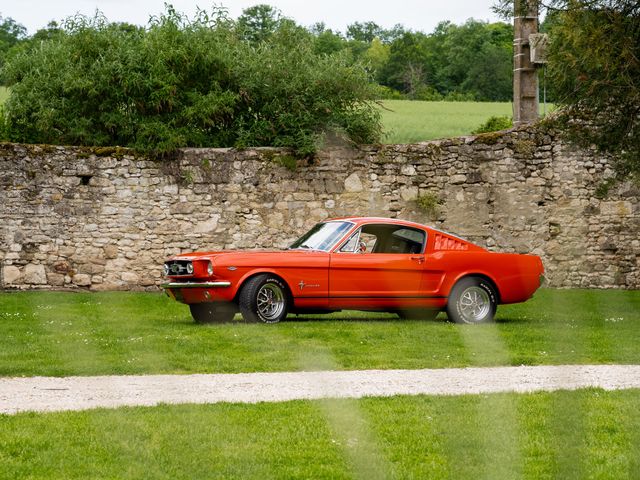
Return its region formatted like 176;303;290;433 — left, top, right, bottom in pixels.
104;245;118;259
72;274;92;286
24;264;47;284
2;265;22;284
121;272;139;284
47;273;65;286
193;216;220;233
323;179;342;194
344;173;363;193
399;186;419;202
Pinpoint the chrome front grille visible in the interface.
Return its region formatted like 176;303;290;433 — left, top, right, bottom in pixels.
164;260;193;276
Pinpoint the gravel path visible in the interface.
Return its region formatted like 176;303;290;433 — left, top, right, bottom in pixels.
2;364;640;415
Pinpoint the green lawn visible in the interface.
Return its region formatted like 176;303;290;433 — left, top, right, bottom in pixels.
1;389;639;479
1;289;639;377
2;289;639;478
377;100;554;143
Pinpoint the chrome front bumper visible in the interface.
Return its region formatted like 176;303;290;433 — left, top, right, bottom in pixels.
162;281;231;289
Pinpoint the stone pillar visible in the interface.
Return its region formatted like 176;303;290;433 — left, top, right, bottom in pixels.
513;0;539;126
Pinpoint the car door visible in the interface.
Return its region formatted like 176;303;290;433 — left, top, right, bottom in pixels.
328;224;427;309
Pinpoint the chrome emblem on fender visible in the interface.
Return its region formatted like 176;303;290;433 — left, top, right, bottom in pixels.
298;280;319;290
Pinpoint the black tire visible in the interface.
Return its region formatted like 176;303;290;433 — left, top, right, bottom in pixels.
189;302;237;324
446;277;497;324
396;309;439;321
239;274;289;324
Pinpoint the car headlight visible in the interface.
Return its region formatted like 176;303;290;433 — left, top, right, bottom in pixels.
186;262;194;274
163;264;169;276
207;261;214;275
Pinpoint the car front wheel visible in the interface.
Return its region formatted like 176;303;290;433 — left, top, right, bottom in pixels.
446;277;497;324
189;302;237;323
239;274;289;323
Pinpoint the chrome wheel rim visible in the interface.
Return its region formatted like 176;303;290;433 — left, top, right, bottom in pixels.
458;286;491;323
257;283;285;321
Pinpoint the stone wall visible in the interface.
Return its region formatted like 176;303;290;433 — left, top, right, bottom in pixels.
1;125;638;291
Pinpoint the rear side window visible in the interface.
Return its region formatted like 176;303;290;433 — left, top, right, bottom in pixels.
382;227;425;254
339;224;426;254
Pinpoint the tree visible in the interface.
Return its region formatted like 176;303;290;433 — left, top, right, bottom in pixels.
310;23;346;55
0;15;27;69
237;4;285;43
364;38;390;76
434;20;513;101
494;1;640;177
1;7;381;155
377;21;513;100
346;21;384;43
378;31;430;94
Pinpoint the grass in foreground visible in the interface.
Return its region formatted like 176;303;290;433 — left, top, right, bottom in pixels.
0;86;8;105
377;100;554;144
1;389;639;479
0;289;639;377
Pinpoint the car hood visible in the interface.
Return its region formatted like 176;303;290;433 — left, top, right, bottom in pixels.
168;249;329;265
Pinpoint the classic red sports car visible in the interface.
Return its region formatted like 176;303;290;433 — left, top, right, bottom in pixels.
162;217;544;324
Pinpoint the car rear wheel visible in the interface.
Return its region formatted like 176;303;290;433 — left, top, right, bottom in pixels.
446;277;497;324
189;302;237;323
239;274;289;323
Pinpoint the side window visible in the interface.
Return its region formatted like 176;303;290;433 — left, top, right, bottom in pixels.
374;227;426;254
339;230;360;253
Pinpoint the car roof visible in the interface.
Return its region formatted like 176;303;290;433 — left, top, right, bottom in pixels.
325;217;473;244
326;216;430;230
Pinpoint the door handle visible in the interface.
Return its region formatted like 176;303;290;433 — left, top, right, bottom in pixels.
411;256;425;264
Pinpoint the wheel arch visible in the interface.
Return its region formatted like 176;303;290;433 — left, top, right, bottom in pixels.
449;273;501;304
233;270;294;304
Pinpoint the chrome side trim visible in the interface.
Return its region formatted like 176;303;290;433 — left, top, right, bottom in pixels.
162;281;231;289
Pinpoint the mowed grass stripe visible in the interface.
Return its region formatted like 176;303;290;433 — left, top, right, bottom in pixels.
0;289;639;377
0;389;639;479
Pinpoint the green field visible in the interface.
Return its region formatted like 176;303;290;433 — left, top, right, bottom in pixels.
378;100;511;143
377;100;555;143
1;390;639;479
1;289;639;377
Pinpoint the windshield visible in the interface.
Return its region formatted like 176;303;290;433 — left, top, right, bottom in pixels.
288;221;354;252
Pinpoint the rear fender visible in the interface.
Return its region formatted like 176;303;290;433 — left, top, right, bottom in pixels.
445;271;502;303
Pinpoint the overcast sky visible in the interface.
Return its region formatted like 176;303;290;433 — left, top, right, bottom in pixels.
1;0;505;35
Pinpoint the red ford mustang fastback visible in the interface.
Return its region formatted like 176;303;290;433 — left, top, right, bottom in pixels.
162;217;544;324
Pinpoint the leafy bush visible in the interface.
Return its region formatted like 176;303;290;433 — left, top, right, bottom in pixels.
416;192;443;217
472;115;512;134
372;85;405;100
443;91;477;102
0;7;381;155
413;85;443;101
